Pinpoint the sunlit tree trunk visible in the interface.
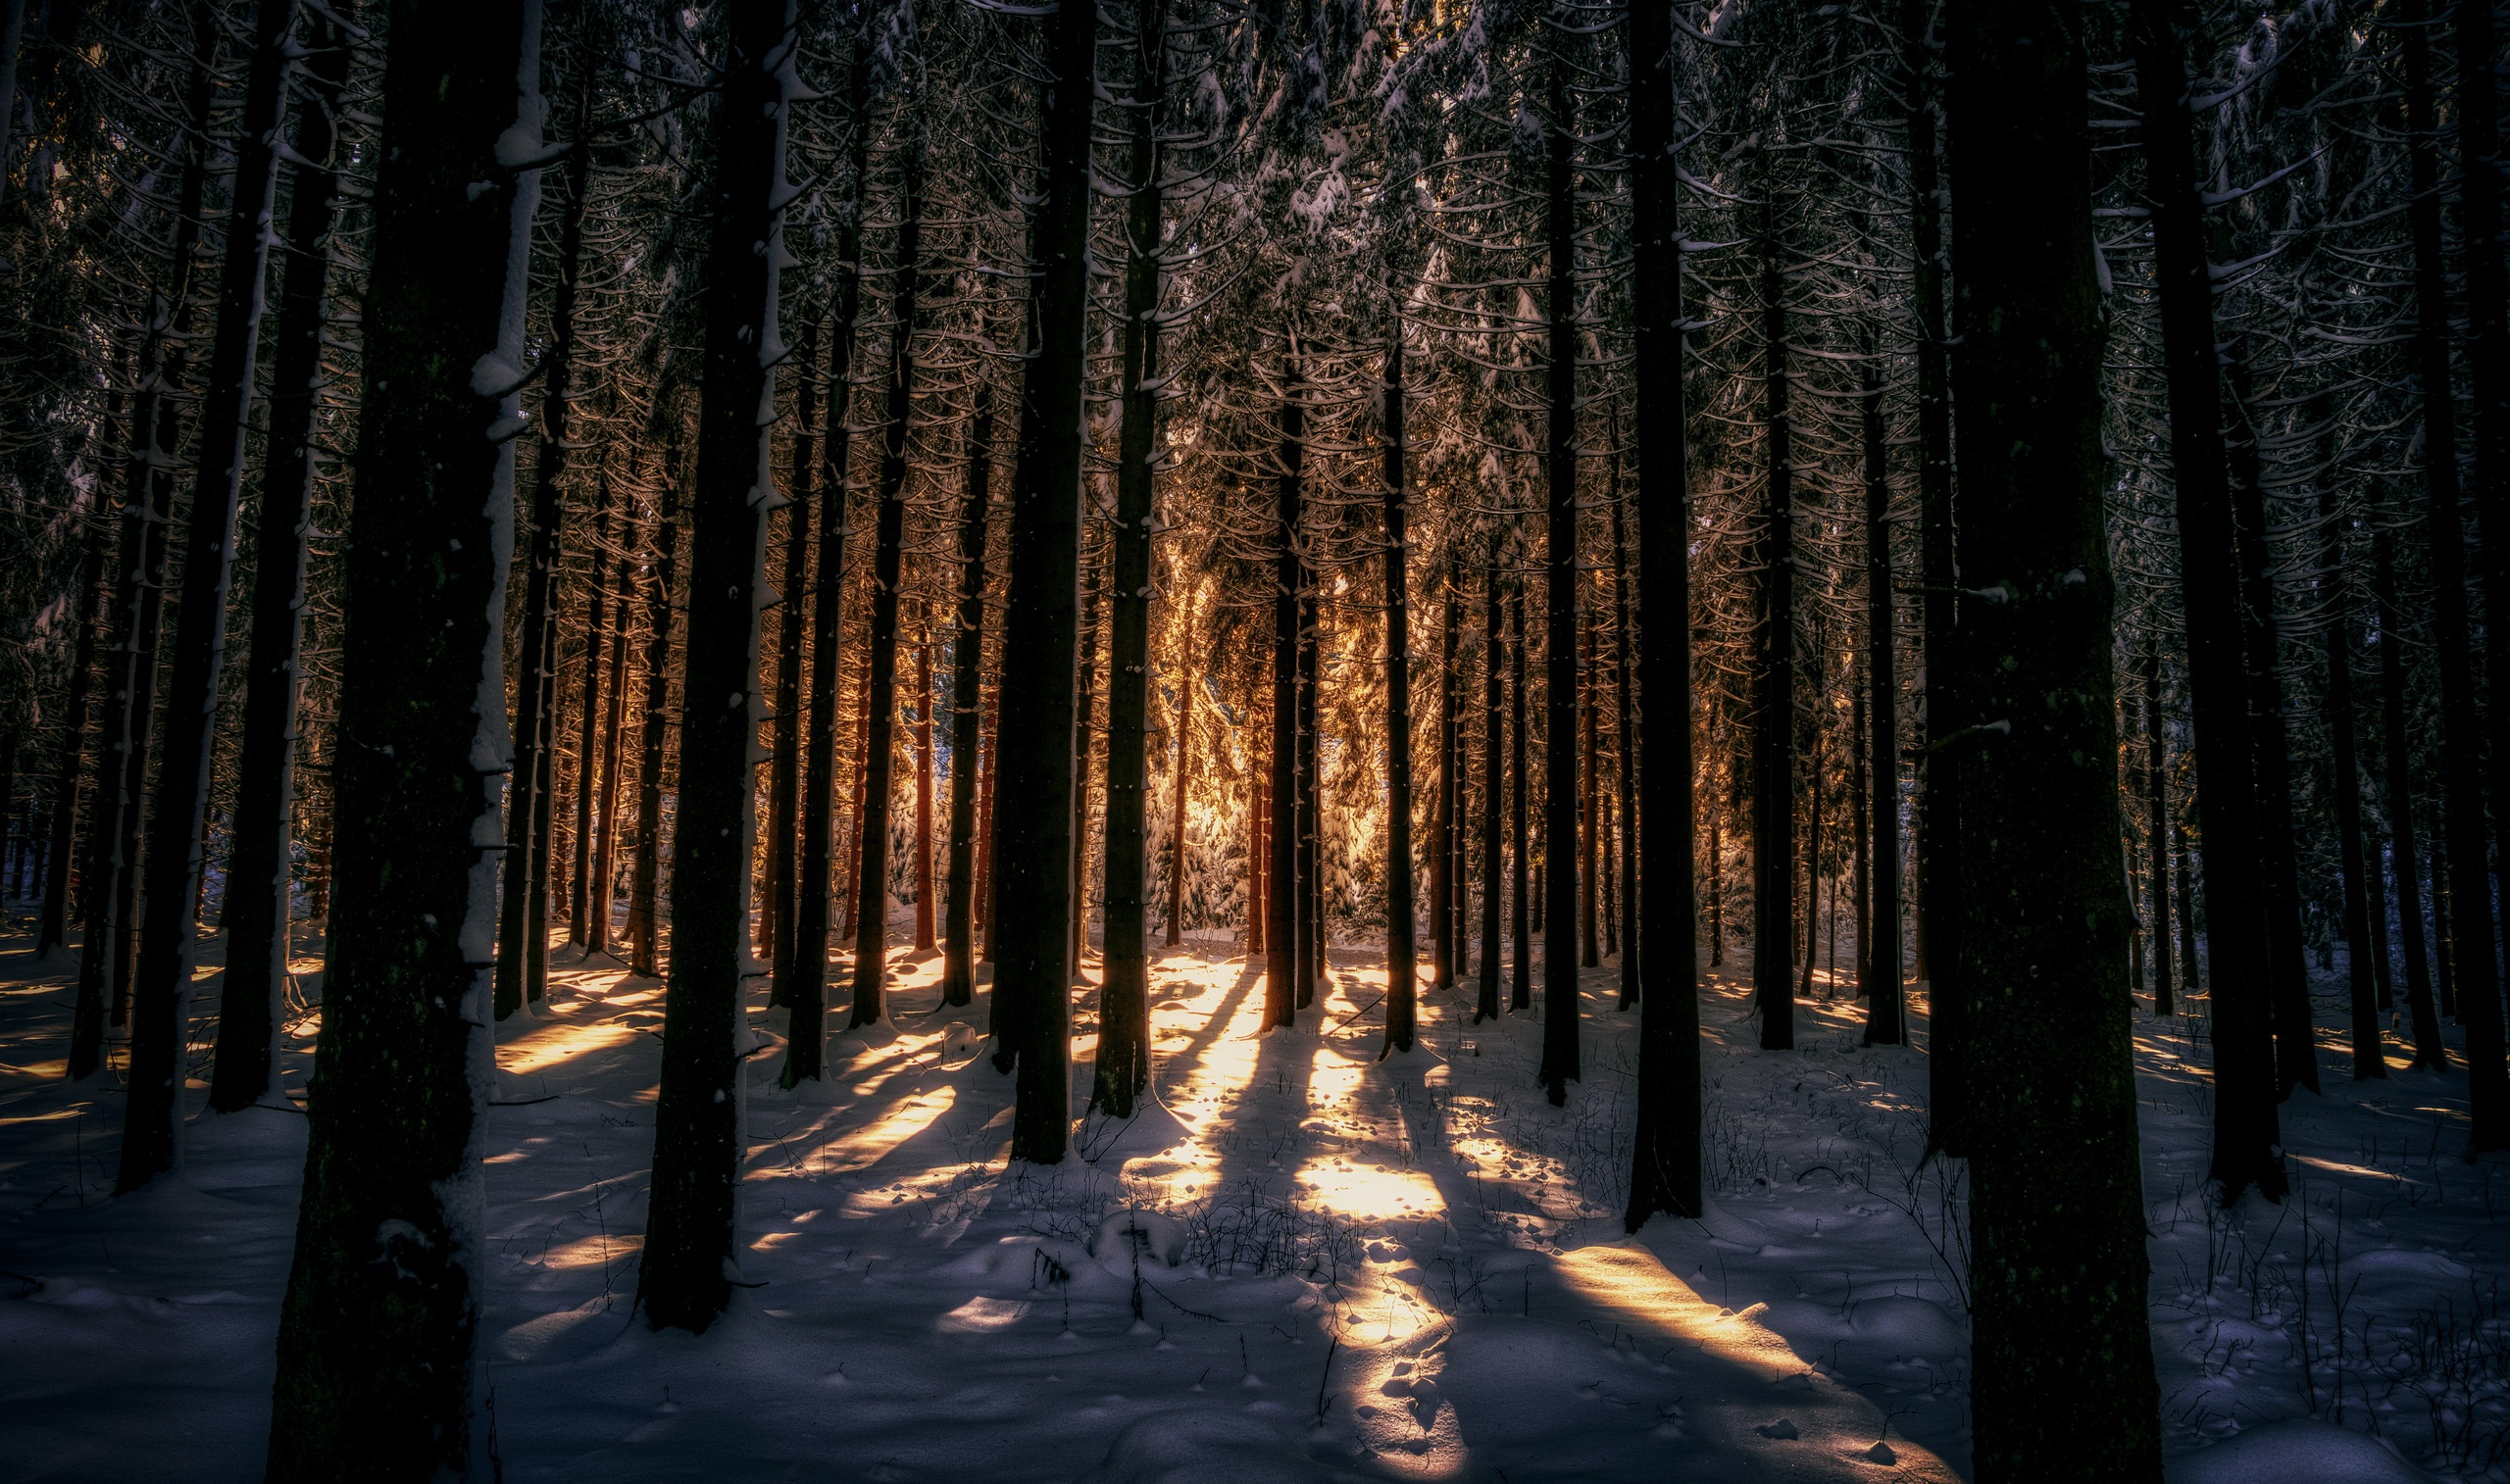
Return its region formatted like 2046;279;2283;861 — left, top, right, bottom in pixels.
629;496;680;982
1538;41;1579;1099
1478;565;1503;1023
849;137;924;1028
765;316;823;977
1509;587;1531;1014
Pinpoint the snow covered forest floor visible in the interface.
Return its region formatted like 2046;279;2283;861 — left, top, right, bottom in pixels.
1;917;2504;1483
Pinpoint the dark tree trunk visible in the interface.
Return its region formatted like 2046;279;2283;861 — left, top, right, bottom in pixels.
1608;487;1640;1006
765;315;822;980
1581;615;1599;970
1902;0;1963;1150
1478;565;1503;1023
1071;548;1107;977
2143;646;2177;1016
629;496;680;982
1942;3;2165;1472
1265;372;1303;1029
2374;524;2445;1068
2223;348;2318;1097
637;0;792;1334
71;4;218;1079
495;58;594;1019
1095;0;1169;1110
914;622;936;954
1752;197;1796;1052
777;31;869;1073
263;0;538;1465
1299;577;1323;1001
1510;588;1531;1014
121;0;303;1188
1800;619;1823;1005
2401;0;2498;1099
2448;0;2510;1149
940;374;995;1009
1861;357;1903;1045
1431;579;1457;989
566;492;618;950
588;546;632;956
2132;0;2284;1202
986;0;1099;1163
1624;0;1700;1223
1537;42;1580;1099
39;531;107;957
2314;468;2383;1078
212;7;352;1110
1163;591;1195;949
1382;318;1418;1055
849;139;925;1028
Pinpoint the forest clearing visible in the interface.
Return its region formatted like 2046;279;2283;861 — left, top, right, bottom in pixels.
3;917;2501;1482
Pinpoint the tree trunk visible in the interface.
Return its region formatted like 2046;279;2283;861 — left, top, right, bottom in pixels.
1752;196;1796;1053
636;0;793;1335
2315;467;2383;1078
2401;0;2498;1099
1431;578;1456;989
1071;546;1107;977
567;492;619;950
2374;524;2445;1068
986;0;1098;1163
765;316;822;978
1902;0;1963;1149
1299;573;1322;1003
121;0;304;1188
2143;646;2176;1016
588;547;633;958
849;136;924;1028
1265;371;1303;1029
1382;317;1418;1054
1510;587;1531;1014
1581;613;1599;970
264;0;540;1464
629;497;681;981
914;618;936;954
1478;565;1503;1023
496;57;594;1019
212;7;352;1109
1942;3;2165;1471
1861;356;1903;1045
39;531;107;957
2222;348;2318;1097
1608;488;1640;1006
1163;592;1196;949
1624;0;1700;1222
1800;618;1823;1006
1538;42;1579;1099
941;373;995;1008
70;4;218;1079
1095;0;1169;1108
2447;0;2510;1150
2132;0;2284;1201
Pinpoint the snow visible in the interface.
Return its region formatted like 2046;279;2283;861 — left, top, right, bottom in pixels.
1;916;2504;1481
